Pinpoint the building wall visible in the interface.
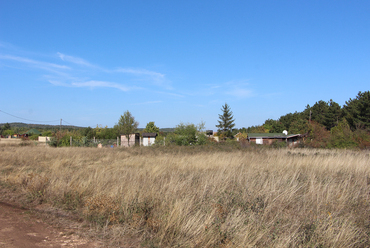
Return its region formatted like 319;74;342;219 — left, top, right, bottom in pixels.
249;138;285;145
38;136;51;142
121;134;140;147
143;136;155;146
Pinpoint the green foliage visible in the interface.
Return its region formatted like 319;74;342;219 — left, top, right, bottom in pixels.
243;92;370;149
270;140;287;148
311;100;329;125
2;129;14;136
269;121;286;133
153;135;165;146
278;112;301;130
262;119;276;132
324;99;342;130
29;134;39;140
116;110;139;147
329;119;358;148
196;133;208;145
343;91;370;130
245;125;268;133
304;122;331;148
1;122;11;134
289;119;309;134
168;122;208;146
94;125;117;139
144;121;159;134
83;127;95;139
173;122;197;145
216;103;235;139
41;131;52;137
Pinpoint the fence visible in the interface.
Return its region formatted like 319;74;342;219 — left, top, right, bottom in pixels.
69;137;120;147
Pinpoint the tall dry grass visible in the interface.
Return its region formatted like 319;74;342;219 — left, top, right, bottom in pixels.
0;145;369;247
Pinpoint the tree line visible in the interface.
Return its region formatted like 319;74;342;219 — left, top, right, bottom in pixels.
1;91;369;148
236;91;370;148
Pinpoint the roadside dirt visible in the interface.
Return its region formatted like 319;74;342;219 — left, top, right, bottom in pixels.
0;201;98;247
0;185;141;248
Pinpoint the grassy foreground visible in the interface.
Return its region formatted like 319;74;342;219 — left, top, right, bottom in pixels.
0;145;370;247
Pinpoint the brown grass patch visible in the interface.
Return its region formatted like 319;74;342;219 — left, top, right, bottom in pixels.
0;146;369;247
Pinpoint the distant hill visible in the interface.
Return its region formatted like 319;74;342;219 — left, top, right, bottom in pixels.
0;122;84;130
1;122;175;132
159;128;175;132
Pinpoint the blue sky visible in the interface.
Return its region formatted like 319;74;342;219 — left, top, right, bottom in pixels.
1;1;369;130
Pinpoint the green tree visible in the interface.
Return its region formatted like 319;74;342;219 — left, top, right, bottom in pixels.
279;112;300;130
3;123;11;130
216;103;235;139
329;119;357;148
83;126;95;139
168;122;207;146
144;121;159;134
116;110;139;147
289;119;309;134
324;99;342;130
173;122;197;146
269;121;286;133
343;91;370;130
311;100;329;125
263;119;276;132
0;123;11;135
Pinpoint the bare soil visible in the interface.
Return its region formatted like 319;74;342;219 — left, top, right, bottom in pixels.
0;185;141;248
0;201;98;247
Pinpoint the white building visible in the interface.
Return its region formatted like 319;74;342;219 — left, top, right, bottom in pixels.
142;133;157;146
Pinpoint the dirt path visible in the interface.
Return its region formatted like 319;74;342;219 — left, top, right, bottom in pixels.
0;201;98;247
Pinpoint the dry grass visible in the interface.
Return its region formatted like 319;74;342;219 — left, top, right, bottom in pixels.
0;145;370;247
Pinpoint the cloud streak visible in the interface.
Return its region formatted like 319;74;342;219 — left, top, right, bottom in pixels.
116;68;165;78
1;48;173;94
57;52;95;67
71;81;130;91
0;54;70;70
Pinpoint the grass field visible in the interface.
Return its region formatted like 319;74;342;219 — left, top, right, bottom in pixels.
0;144;369;247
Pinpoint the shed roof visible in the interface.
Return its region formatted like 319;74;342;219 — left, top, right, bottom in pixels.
248;133;300;139
25;129;42;135
142;132;157;137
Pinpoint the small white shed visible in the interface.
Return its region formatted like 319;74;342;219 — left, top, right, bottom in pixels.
142;133;157;146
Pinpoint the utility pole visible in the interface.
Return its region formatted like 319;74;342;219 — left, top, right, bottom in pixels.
60;119;62;131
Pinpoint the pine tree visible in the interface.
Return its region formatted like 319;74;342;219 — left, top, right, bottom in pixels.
216;103;235;139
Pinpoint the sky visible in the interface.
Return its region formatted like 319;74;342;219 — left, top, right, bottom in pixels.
1;1;369;130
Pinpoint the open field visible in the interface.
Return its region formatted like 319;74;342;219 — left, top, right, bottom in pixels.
0;145;370;247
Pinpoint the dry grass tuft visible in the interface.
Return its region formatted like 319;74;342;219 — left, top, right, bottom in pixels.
0;146;370;247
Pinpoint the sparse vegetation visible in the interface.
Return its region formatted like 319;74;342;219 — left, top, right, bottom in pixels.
1;145;369;247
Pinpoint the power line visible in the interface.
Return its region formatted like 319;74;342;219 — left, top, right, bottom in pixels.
62;119;74;125
0;110;60;123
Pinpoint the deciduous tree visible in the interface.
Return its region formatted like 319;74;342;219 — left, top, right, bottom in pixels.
144;121;159;134
116;111;139;147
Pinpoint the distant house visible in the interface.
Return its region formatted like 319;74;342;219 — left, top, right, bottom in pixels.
25;129;42;137
142;133;157;146
121;133;140;147
38;136;52;143
247;133;301;147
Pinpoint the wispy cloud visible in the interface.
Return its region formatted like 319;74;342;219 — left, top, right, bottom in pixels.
0;54;70;70
1;46;173;94
57;52;95;67
71;81;130;91
116;68;165;78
